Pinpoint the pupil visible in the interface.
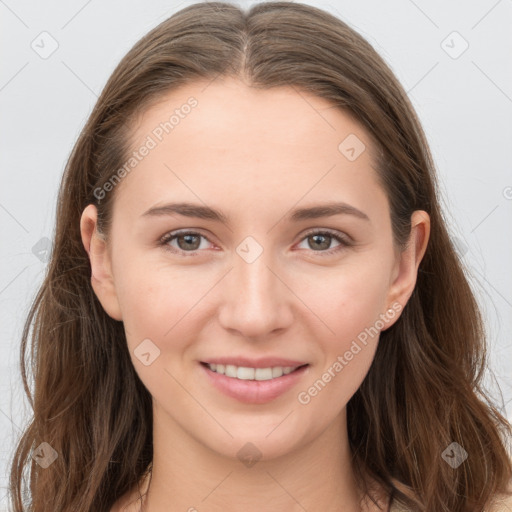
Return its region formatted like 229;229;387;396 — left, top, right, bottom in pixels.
180;235;199;250
311;234;330;250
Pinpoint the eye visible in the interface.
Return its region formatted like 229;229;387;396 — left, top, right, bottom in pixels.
158;228;352;257
158;230;213;257
295;229;352;256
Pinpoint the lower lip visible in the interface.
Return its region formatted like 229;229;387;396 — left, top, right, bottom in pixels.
200;363;309;404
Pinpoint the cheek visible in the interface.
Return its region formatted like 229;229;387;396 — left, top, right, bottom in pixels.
293;255;391;398
114;252;214;355
296;339;377;428
297;257;392;340
115;269;204;399
295;273;386;415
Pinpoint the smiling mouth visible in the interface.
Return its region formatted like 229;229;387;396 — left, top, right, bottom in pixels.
200;362;309;381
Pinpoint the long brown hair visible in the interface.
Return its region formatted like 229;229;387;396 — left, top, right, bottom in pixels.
9;2;511;510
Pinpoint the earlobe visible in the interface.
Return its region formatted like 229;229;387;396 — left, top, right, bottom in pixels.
80;204;123;321
384;210;430;328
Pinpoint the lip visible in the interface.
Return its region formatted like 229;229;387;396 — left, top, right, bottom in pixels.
200;361;310;404
200;356;308;368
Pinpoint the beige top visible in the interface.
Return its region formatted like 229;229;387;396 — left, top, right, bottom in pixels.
390;495;512;512
113;496;512;512
112;472;512;512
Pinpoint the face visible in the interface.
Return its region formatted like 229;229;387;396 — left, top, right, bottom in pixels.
81;76;428;462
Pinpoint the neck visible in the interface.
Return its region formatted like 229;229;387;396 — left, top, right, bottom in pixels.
141;406;376;512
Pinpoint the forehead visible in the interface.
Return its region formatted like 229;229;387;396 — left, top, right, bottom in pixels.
129;76;371;151
112;76;387;225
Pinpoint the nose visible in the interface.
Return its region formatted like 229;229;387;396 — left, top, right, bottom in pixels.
217;247;294;340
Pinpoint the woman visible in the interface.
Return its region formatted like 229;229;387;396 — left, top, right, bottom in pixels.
9;2;512;511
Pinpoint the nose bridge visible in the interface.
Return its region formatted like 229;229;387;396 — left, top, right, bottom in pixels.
236;251;276;303
218;237;292;336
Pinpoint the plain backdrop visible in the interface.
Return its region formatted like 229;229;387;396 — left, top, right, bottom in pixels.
1;0;511;508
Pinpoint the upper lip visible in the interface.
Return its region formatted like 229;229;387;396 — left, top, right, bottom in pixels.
200;357;308;368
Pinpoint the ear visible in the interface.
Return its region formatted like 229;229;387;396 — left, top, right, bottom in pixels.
384;210;430;329
80;204;123;321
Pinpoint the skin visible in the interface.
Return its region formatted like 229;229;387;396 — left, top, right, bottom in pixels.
80;76;430;512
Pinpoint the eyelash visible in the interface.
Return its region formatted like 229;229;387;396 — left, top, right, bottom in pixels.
158;228;352;258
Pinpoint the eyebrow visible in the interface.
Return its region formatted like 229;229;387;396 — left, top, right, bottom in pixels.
141;201;370;224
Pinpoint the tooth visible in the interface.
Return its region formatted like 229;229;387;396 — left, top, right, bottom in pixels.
225;364;237;378
237;366;255;380
255;368;273;381
272;367;284;378
209;364;302;379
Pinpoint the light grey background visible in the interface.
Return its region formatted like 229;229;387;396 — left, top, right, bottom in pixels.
1;0;511;508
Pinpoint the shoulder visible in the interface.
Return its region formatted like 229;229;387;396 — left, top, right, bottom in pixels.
389;501;409;512
109;493;140;512
110;491;145;512
487;492;512;512
389;493;512;512
110;471;151;512
487;478;512;512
